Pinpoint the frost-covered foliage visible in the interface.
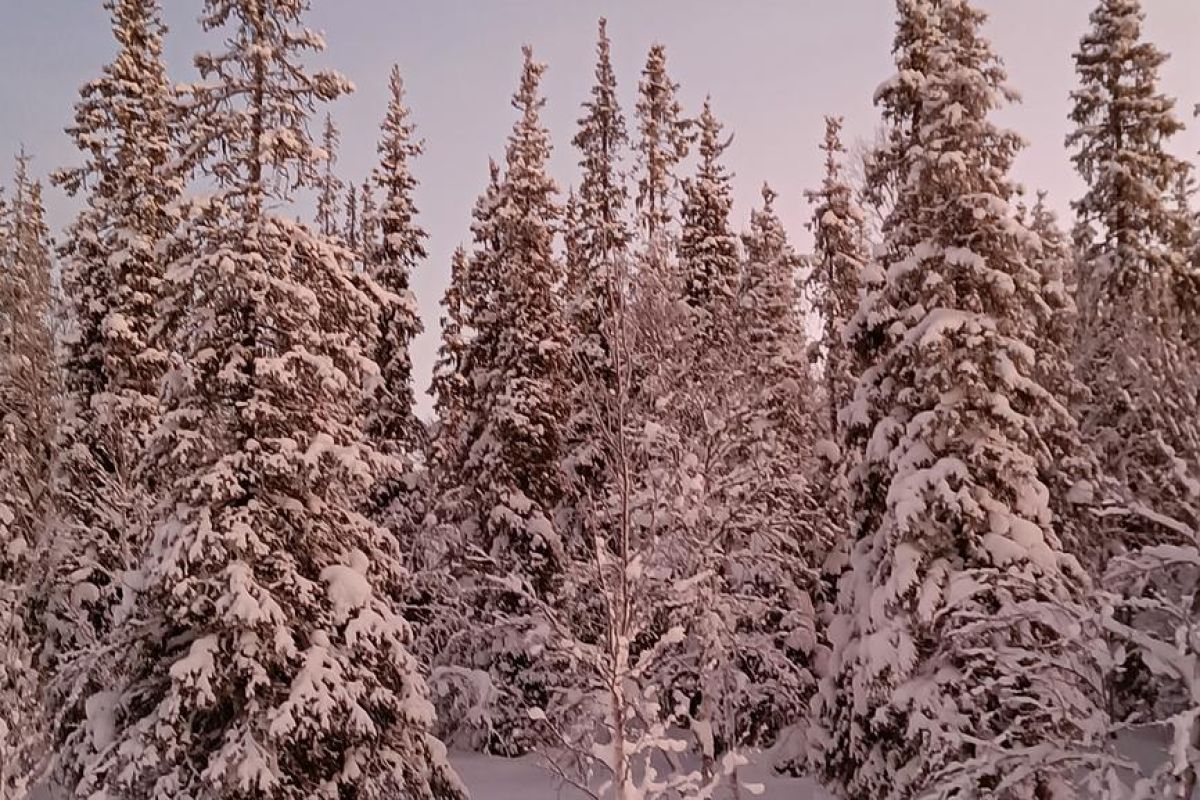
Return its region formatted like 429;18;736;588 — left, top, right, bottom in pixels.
431;48;571;756
314;113;344;240
1099;539;1200;799
0;155;59;799
1067;0;1200;551
814;2;1103;798
65;3;463;798
365;64;427;467
45;2;181;790
805;116;868;439
634;44;691;260
678;100;740;343
562;18;632;498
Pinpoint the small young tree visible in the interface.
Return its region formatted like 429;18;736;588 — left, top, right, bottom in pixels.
314;113;344;239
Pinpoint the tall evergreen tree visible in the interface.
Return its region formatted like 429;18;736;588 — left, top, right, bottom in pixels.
83;3;463;797
1067;0;1199;544
343;182;359;254
47;0;181;787
806;116;868;438
439;48;570;755
563;18;631;496
634;44;690;256
365;64;427;470
314;113;344;239
428;246;471;483
360;178;378;263
816;3;1100;797
678;99;739;342
0;155;58;800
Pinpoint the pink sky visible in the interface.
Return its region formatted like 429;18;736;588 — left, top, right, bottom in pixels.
1;0;1197;415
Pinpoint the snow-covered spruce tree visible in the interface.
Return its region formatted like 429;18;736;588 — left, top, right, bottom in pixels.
634;43;690;274
364;64;427;475
1098;538;1200;799
360;178;378;263
343;183;358;256
814;3;1103;798
806;116;868;439
1067;0;1199;547
562;17;632;516
428;246;474;497
421;170;506;747
313;113;344;239
677;98;739;343
46;2;181;784
0;157;59;800
700;183;829;754
428;160;504;501
80;2;464;798
442;49;572;757
1016;192;1116;575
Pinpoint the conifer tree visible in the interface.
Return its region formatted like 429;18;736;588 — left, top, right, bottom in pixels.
1067;0;1199;544
816;3;1100;797
0;155;58;800
360;178;378;262
677;99;739;342
563;18;631;497
48;0;176;648
439;49;570;756
314;113;344;239
46;0;181;787
428;246;471;483
83;3;463;797
634;44;690;253
343;183;358;254
470;46;567;594
806;116;868;438
365;64;427;470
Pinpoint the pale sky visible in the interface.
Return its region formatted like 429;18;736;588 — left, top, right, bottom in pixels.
1;1;1197;416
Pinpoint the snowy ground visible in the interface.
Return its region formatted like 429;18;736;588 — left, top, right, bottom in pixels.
451;751;832;800
450;729;1193;800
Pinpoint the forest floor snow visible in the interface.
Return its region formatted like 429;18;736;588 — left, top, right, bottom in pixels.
450;750;832;800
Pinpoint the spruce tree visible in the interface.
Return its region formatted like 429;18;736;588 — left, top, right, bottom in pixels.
84;3;463;797
816;3;1099;797
314;113;344;239
0;156;58;800
428;246;471;485
677;99;739;342
360;178;378;263
563;18;631;499
1067;0;1199;544
365;64;427;471
806;116;868;438
634;44;690;257
439;49;570;756
46;0;181;788
343;183;358;255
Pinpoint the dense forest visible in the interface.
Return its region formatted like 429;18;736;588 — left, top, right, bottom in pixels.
1;0;1198;798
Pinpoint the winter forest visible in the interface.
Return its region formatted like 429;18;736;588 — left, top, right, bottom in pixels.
0;0;1199;798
